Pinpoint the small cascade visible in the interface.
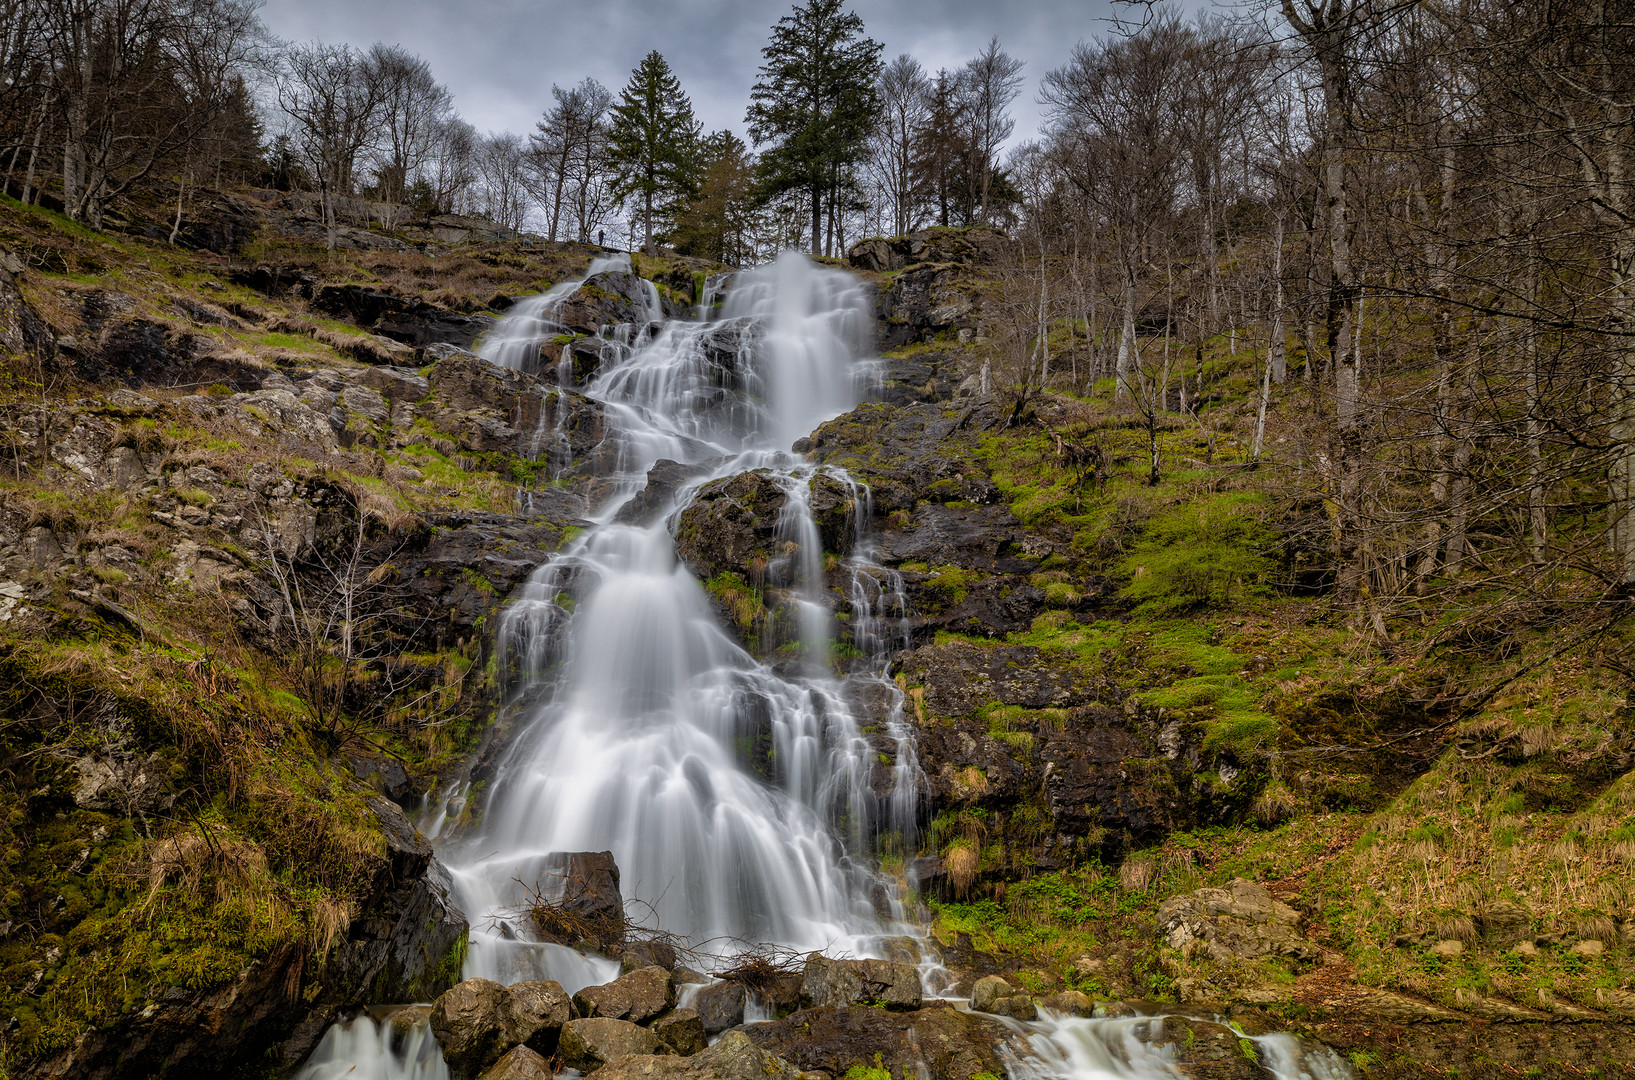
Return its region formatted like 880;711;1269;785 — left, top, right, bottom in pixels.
295;1011;449;1080
1005;1012;1354;1080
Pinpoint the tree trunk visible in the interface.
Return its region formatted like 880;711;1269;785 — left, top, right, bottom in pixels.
1116;270;1136;400
644;185;655;257
1609;242;1635;588
811;183;822;256
1524;255;1547;564
1271;215;1287;383
1253;336;1273;461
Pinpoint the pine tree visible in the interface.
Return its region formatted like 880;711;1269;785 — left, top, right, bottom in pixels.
746;0;882;256
608;51;700;255
671;130;757;265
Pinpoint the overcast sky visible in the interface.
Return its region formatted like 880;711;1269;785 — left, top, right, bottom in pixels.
257;0;1167;150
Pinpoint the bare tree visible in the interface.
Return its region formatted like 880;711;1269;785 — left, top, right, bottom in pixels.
868;53;929;237
963;37;1025;225
476;130;531;237
529;77;612;242
1041;16;1188;399
365;42;452;229
275;40;386;252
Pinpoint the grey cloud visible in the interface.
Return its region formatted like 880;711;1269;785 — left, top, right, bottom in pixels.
257;0;1144;148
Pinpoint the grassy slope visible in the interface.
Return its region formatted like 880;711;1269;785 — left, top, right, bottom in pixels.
0;196;613;1067
870;320;1635;1047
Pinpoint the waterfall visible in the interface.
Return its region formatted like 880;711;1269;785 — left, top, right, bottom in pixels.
447;250;919;982
299;250;1347;1080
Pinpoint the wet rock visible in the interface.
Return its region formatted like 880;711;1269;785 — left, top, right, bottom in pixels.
672;470;787;580
798;954;921;1010
651;1008;706;1055
613;458;720;525
429;979;515;1077
574;966;675;1024
688;981;746;1034
1157;879;1320;965
1143;1017;1264;1080
329;802;468;1004
1038;990;1096;1017
556;850;625;948
555;271;665;334
969;975;1013;1013
743;1002;1008;1080
559;1017;669;1073
479;1045;553;1080
986;995;1036;1021
621;940;679;972
431;978;572;1077
594;1030;803;1080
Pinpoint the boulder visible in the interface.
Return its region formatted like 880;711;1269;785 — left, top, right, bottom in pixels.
1038;990;1095;1018
621;940;679;973
574;966;675;1024
479;1045;554;1080
968;975;1034;1019
1156;878;1321;964
672;470;787;580
798;954;921;1010
559;1017;668;1073
743;1003;1008;1080
651;1008;706;1055
1143;1017;1265;1080
430;977;572;1077
594;1031;803;1080
688;981;746;1033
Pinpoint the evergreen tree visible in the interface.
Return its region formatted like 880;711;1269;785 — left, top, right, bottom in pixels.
746;0;882;256
671;130;756;265
608;51;700;255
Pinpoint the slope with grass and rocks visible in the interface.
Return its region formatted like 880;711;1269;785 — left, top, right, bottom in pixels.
0;189;725;1078
2;194;1633;1080
668;226;1635;1078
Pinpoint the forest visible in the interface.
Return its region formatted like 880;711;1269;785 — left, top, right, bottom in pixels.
3;0;1632;610
3;0;1635;1078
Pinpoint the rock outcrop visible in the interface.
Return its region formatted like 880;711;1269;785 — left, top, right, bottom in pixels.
429;978;572;1078
559;1017;669;1073
1156;879;1321;964
743;1003;1010;1080
594;1030;803;1080
798;954;921;1010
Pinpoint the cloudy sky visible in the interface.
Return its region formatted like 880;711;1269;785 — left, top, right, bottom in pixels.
258;0;1163;149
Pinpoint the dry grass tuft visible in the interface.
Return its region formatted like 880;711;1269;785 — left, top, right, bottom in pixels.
1119;857;1155;893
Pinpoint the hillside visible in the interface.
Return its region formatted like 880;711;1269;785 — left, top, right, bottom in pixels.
0;195;1631;1080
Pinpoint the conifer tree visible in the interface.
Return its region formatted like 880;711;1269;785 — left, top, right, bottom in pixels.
608;51;699;255
746;0;882;256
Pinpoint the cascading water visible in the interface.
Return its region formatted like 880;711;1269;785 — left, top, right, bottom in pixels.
447;251;919;983
297;250;1347;1080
